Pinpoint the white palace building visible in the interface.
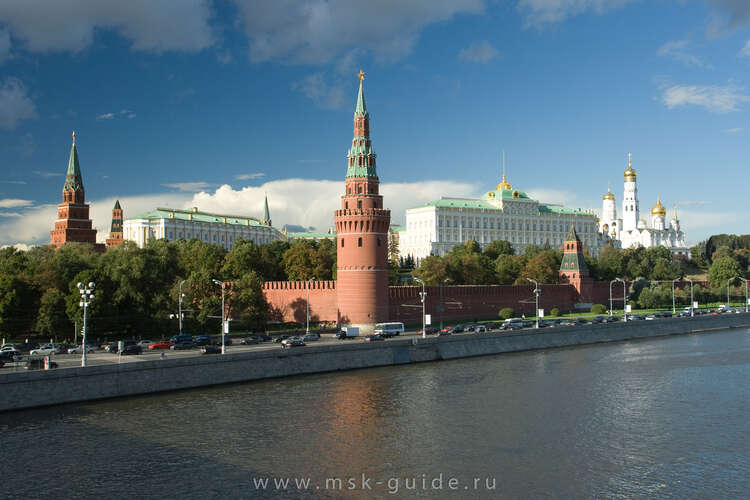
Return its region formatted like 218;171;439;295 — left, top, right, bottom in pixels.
599;154;689;256
399;171;612;263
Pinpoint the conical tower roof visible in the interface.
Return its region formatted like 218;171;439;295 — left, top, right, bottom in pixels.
355;70;368;116
114;199;121;210
64;132;84;192
566;224;582;243
263;193;271;224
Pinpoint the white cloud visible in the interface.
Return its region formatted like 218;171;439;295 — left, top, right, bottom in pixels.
458;41;499;63
96;112;115;120
725;127;743;133
233;0;484;64
525;188;584;207
292;73;347;109
0;77;37;130
0;212;22;217
235;173;265;180
32;170;63;178
662;84;750;113
98;110;135;120
707;0;750;35
162;181;212;192
0;0;214;54
0;243;33;251
657;40;709;68
0;198;33;208
0;180;27;185
0;27;10;63
120;109;136;119
518;0;634;26
740;40;750;56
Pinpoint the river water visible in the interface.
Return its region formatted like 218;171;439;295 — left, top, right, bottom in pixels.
1;329;749;499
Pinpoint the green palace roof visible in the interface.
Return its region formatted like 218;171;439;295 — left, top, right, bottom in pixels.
286;231;336;239
128;208;272;228
389;225;406;233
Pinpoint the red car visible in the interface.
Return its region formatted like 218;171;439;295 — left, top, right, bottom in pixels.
148;340;174;350
417;327;438;335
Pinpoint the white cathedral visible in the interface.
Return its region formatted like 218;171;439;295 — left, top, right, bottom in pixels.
599;154;689;256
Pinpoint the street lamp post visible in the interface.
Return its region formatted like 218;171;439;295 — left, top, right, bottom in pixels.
306;277;316;334
685;278;694;317
526;278;540;329
178;279;186;335
614;278;626;321
414;277;426;338
740;278;749;313
609;279;617;317
212;279;226;354
672;278;680;315
439;278;450;331
77;281;95;367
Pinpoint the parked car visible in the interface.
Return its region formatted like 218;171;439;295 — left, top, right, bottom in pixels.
256;334;272;342
0;350;16;362
171;341;196;350
474;325;487;333
201;345;221;354
121;344;142;355
67;344;96;354
281;337;305;348
366;334;384;341
273;335;290;344
169;334;194;344
30;344;61;356
149;340;175;350
16;342;39;353
438;330;452;336
137;340;154;349
417;327;438;335
195;335;213;346
0;345;19;354
241;336;262;345
302;333;320;342
592;316;606;323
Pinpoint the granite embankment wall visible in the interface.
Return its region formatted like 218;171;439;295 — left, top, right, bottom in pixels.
2;314;749;412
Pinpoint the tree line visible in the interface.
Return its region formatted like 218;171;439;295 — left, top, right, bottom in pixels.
0;238;336;341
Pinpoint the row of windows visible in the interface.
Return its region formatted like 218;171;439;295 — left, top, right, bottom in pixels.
410;216;594;233
340;237;382;248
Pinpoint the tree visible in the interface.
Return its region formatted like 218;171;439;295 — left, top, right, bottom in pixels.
228;271;268;332
483;240;514;261
708;256;743;288
282;241;319;281
591;304;607;314
413;255;448;285
0;274;37;337
519;251;559;284
495;255;522;285
498;307;514;320
36;288;70;337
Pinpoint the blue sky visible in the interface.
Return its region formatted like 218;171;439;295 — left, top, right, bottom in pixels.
0;0;749;247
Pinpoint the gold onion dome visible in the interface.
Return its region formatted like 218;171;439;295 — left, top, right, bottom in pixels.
496;174;513;191
624;152;637;182
651;197;667;216
603;189;615;201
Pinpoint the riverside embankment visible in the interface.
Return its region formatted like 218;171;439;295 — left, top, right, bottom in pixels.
2;313;749;412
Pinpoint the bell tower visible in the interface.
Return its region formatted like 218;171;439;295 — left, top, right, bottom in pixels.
334;71;391;332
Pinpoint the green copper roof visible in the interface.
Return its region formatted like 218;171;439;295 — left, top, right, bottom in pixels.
127;208;273;228
481;188;532;201
114;199;121;210
346;165;379;178
560;251;588;272
413;198;497;210
286;231;336;239
389;225;406;233
263;194;270;222
64;143;84;192
566;224;582;243
355;79;367;116
538;204;593;216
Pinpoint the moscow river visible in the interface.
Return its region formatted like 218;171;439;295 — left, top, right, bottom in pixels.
1;328;749;499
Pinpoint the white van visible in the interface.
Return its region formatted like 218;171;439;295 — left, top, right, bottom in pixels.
374;322;405;338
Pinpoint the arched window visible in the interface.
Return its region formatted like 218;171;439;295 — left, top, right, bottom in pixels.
357;200;362;209
345;202;348;209
341;238;344;248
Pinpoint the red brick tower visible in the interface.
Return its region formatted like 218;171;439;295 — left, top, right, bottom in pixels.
334;71;391;332
106;199;124;248
50;132;99;248
559;224;593;300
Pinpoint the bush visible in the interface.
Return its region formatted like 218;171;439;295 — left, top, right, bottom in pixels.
590;304;607;314
549;308;560;317
498;307;515;320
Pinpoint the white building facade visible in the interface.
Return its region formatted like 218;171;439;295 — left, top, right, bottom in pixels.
598;154;689;255
400;175;611;262
123;207;284;250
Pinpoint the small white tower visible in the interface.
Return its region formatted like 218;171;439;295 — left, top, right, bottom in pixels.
622;153;639;232
600;183;617;235
670;205;680;232
651;196;666;230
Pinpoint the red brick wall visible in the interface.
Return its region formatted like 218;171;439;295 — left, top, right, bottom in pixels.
263;281;339;325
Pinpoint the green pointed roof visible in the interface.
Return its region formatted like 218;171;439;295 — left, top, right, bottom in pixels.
566;224;581;243
64;140;84;192
355;77;367;116
114;199;121;210
263;194;270;222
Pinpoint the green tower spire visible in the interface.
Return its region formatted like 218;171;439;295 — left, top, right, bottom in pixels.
64;131;84;192
355;70;368;116
262;193;271;226
346;71;378;179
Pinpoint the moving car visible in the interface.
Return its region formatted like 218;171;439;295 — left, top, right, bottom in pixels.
195;335;213;346
366;334;384;341
302;333;320;342
474;325;487;333
201;345;221;354
374;322;405;338
240;336;261;345
281;337;305;348
336;327;359;339
29;344;61;356
67;344;96;354
137;340;154;349
273;335;290;344
121;344;142;355
171;340;196;350
417;327;438;335
149;340;174;350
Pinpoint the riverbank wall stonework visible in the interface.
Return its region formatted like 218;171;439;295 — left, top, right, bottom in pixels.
2;314;748;412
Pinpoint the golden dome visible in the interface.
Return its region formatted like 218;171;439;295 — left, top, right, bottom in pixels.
651;196;666;216
603;189;615;201
624;152;636;182
496;174;512;191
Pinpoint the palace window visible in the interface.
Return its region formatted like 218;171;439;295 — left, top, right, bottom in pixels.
358;237;362;247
